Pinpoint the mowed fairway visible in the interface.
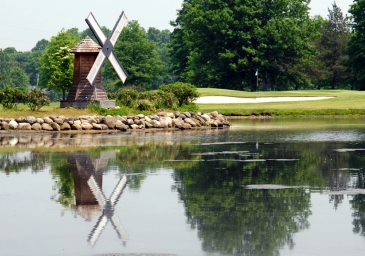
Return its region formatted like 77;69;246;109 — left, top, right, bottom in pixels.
196;89;365;116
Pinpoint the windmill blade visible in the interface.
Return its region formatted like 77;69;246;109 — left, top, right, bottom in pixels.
109;175;128;206
108;52;128;84
109;11;128;47
88;214;108;247
85;12;107;45
86;51;107;86
87;176;106;208
111;214;129;240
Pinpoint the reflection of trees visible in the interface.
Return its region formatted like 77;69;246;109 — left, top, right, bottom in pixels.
172;144;313;255
0;151;46;174
170;141;361;255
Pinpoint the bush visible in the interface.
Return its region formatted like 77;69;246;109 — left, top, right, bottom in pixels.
25;88;50;111
136;99;156;112
0;87;26;109
108;87;140;108
159;82;200;106
141;90;179;110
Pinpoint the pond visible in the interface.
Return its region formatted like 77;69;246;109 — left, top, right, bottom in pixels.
1;118;365;256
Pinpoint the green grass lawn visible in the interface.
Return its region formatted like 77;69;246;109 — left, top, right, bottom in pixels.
196;89;365;116
1;89;365;118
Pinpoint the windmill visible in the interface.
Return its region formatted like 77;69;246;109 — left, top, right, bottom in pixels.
85;12;128;88
60;12;128;109
87;174;129;247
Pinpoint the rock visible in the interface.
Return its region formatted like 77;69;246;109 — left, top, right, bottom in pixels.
92;123;103;130
51;123;61;131
54;118;64;125
36;118;44;124
181;123;192;129
81;122;93;130
130;124;139;129
9;120;18;129
100;124;109;130
184;118;197;127
15;116;25;122
1;122;9;130
152;120;161;128
26;116;37;124
173;118;184;128
127;118;134;125
166;112;175;118
43;117;53;124
104;116;116;129
144;121;154;128
61;122;71;130
210;111;219;118
191;118;202;127
115;120;129;131
18;123;31;130
183;112;192;118
201;114;210;122
145;116;152;122
31;123;42;131
137;114;145;119
74;120;81;125
71;123;82;130
42;123;53;131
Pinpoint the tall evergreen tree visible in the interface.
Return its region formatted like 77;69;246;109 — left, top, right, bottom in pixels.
347;0;365;90
318;2;351;89
169;0;320;91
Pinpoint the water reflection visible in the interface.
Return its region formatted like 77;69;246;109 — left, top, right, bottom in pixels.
2;119;365;255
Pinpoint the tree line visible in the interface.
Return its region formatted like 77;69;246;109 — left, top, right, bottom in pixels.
1;0;365;100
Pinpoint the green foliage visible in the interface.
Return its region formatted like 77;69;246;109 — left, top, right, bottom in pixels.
0;49;30;90
347;0;365;90
141;90;179;110
159;82;200;106
170;0;320;90
104;21;164;90
108;86;141;108
39;30;79;99
0;87;26;109
24;88;51;111
309;3;351;90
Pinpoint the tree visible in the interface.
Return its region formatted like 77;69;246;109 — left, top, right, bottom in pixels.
170;0;320;91
347;0;365;90
104;21;164;90
39;30;79;100
317;2;351;89
0;49;29;90
147;27;177;88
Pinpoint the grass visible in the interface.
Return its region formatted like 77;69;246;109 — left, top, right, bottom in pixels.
196;89;365;116
1;89;365;118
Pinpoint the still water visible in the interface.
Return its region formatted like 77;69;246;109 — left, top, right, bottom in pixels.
1;118;365;256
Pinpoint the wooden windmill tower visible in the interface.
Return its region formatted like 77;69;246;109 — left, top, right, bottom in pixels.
61;11;128;109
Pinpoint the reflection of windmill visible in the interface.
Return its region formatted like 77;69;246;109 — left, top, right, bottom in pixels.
87;174;128;247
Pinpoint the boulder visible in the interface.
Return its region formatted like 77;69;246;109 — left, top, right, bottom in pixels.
104;116;116;129
18;123;31;130
26;116;37;124
71;123;82;130
61;122;71;130
42;123;53;131
36;118;44;124
43;117;53;124
51;123;61;131
81;122;93;130
31;123;42;131
9;120;18;129
115;120;129;131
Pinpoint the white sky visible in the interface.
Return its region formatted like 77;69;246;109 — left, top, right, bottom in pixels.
0;0;354;52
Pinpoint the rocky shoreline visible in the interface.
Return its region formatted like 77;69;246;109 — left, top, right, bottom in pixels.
0;111;230;132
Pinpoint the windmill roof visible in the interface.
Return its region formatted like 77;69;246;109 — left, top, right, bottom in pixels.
70;36;101;53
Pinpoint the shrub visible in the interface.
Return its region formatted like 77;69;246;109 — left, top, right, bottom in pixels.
141;90;179;110
108;87;140;108
159;82;200;106
0;87;26;109
25;88;50;111
137;99;155;112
